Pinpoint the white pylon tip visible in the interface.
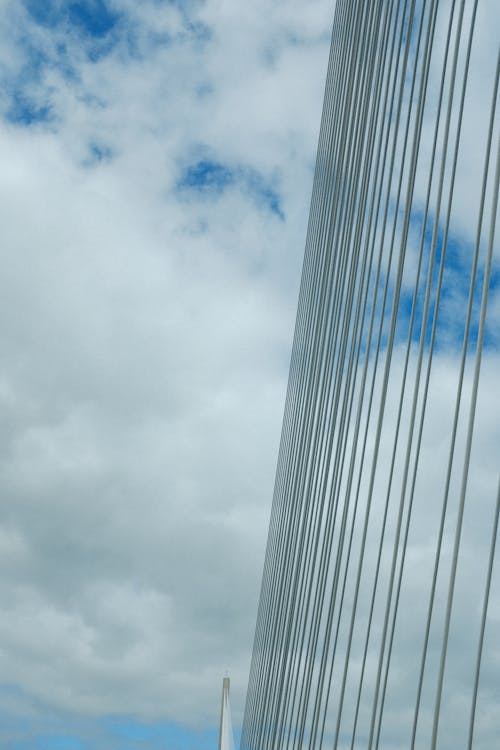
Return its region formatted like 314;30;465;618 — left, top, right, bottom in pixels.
218;675;234;750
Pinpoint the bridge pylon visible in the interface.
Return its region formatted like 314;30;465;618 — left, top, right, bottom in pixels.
218;676;234;750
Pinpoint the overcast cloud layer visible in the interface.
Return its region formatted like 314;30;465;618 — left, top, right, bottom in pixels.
0;0;334;744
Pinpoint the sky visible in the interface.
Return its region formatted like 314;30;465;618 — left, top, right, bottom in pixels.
1;1;499;749
0;0;335;748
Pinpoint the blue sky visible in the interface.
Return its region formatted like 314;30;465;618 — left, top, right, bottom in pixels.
0;685;242;750
3;712;218;749
177;158;284;219
23;0;119;34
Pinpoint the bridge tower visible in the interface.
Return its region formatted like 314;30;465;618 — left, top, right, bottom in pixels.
218;676;234;750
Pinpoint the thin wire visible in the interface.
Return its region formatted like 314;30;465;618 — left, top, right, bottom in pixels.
313;0;416;740
468;480;500;750
348;1;440;745
269;2;404;743
243;4;363;744
274;4;383;743
257;5;370;741
407;4;492;745
285;3;396;745
331;2;425;744
240;1;499;747
431;52;500;750
272;3;387;736
370;0;478;744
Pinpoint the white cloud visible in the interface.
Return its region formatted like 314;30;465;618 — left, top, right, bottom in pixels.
0;0;334;733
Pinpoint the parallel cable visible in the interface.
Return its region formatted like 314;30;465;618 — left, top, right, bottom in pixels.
467;479;500;750
240;2;499;748
431;52;500;750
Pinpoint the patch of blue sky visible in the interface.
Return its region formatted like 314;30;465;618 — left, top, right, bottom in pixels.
104;717;219;749
6;0;210;128
21;0;122;63
177;157;285;220
436;235;477;349
245;170;285;220
16;28;78;88
125;6;211;60
23;0;120;38
54;41;81;81
350;262;387;361
2;2;120;126
21;0;58;28
1;685;225;750
11;32;49;82
5;91;53;126
394;213;445;351
390;206;499;356
181;159;234;193
67;1;119;38
85;142;113;165
1;33;56;126
3;718;220;750
483;265;500;349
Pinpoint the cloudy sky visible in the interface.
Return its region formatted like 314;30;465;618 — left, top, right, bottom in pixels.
0;0;334;748
1;1;499;749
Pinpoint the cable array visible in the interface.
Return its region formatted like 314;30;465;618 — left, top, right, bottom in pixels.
241;1;499;748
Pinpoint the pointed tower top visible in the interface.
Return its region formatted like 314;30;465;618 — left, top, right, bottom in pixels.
218;676;234;750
